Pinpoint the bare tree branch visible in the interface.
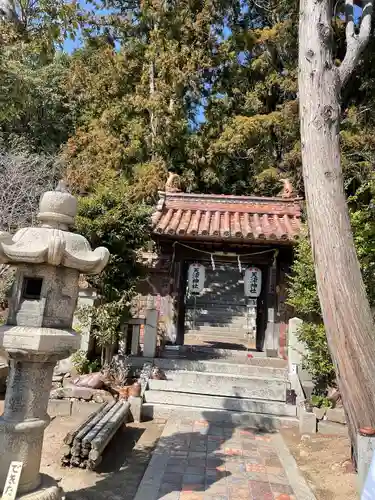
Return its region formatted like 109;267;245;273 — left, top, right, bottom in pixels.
339;0;374;87
0;147;61;232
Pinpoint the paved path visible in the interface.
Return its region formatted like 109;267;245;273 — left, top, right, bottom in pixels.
134;417;316;500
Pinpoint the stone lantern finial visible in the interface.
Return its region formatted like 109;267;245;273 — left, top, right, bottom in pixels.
37;180;77;229
0;186;109;500
55;179;69;193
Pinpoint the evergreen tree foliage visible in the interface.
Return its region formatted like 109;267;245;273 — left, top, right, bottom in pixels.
1;0;375;369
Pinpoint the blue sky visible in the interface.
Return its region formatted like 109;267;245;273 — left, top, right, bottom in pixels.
63;0;109;53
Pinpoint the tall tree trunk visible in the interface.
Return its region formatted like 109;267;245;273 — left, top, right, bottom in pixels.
298;0;375;461
149;59;159;161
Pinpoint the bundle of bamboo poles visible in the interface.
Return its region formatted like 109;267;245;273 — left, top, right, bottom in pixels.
61;400;130;470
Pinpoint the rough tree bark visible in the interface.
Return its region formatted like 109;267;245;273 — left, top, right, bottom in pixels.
298;0;375;461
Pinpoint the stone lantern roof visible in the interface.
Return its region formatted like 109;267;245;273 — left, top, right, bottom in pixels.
0;182;109;274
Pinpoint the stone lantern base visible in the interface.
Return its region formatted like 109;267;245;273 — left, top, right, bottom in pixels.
16;475;62;500
0;327;80;498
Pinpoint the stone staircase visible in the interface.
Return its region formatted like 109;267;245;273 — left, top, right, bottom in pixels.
142;351;298;430
184;309;253;346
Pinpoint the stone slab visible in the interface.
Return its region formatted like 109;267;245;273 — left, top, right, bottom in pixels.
148;372;287;401
48;400;72;417
326;407;346;424
299;410;317;434
71;400;102;418
51;383;93;400
144;390;297;417
318;421;348;436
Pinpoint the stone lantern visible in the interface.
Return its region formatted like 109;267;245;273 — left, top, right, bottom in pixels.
0;183;109;499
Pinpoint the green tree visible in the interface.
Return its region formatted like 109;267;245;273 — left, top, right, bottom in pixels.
75;181;151;361
0;0;82;153
62;0;244;195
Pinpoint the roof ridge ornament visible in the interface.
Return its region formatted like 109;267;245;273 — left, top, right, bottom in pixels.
165;172;182;193
279;178;295;199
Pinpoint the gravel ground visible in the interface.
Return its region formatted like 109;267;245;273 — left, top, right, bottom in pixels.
1;397;164;500
281;428;357;500
41;415;165;500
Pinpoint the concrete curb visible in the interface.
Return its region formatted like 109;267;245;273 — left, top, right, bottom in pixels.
272;432;317;500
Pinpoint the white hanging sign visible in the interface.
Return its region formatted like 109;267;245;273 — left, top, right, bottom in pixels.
244;267;262;297
188;263;205;295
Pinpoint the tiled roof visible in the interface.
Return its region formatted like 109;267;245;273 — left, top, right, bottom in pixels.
152;192;302;244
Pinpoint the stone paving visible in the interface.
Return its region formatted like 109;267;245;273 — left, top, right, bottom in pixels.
134;417;316;500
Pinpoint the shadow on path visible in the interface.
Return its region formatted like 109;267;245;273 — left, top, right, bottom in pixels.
65;388;287;500
64;403;242;500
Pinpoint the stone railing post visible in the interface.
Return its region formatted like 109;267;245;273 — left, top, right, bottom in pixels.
0;182;109;499
73;287;97;353
143;309;158;358
287;317;304;375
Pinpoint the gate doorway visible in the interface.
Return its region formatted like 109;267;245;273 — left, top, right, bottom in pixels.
183;261;267;351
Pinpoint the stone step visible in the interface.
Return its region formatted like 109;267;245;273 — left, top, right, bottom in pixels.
185;327;250;334
185;325;252;332
184;329;251;337
185;314;249;322
144;390;297;417
148;371;288;402
186;299;247;305
186;309;248;316
141;404;298;431
154;358;288;379
160;346;286;364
